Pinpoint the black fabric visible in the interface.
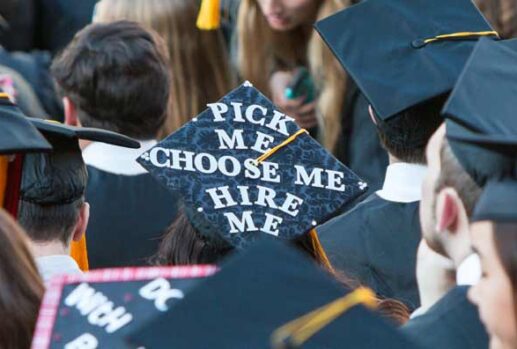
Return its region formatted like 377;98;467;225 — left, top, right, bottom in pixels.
401;286;489;349
319;193;421;311
334;81;388;193
315;0;495;120
473;180;517;222
0;46;62;118
85;166;180;268
127;239;420;349
0;0;37;51
0;100;51;154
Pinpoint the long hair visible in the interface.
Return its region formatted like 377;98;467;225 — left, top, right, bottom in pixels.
0;209;44;349
493;223;517;321
237;0;350;151
94;0;234;137
476;0;517;39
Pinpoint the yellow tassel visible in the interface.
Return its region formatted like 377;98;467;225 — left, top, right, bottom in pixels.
70;234;89;271
0;156;7;207
196;0;221;30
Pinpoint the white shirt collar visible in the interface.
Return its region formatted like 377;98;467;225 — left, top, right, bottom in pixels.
82;140;157;176
376;163;427;203
456;253;482;286
36;255;82;285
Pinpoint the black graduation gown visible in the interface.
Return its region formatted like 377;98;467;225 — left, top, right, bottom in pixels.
401;286;489;349
85;166;180;268
318;193;421;311
334;80;388;192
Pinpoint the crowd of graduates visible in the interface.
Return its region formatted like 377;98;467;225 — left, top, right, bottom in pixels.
2;0;517;348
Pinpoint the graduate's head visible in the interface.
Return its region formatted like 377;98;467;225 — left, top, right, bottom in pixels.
92;0;233;137
420;124;481;261
0;209;44;349
468;182;517;349
51;20;171;139
369;94;446;164
17;134;90;249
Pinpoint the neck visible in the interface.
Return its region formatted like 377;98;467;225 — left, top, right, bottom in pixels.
388;154;402;165
30;240;70;258
443;228;473;268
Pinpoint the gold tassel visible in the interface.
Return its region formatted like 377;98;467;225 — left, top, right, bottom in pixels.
196;0;221;30
70;234;89;271
0;156;7;207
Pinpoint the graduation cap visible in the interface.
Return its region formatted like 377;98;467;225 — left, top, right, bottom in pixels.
0;92;51;155
314;0;497;121
21;119;140;205
137;82;366;249
472;181;517;223
442;38;517;186
127;240;420;348
30;265;217;349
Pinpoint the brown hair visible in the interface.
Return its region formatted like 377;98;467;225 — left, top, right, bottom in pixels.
476;0;517;39
51;20;171;139
237;0;351;151
94;0;235;137
436;138;482;217
0;209;44;349
493;223;517;321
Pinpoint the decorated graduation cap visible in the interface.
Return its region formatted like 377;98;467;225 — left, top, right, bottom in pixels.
314;0;496;121
21;119;140;205
443;38;517;186
137;82;366;249
127;240;420;348
30;265;217;349
472;181;517;223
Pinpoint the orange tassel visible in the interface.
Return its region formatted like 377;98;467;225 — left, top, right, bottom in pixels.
196;0;221;30
0;156;7;207
70;234;89;271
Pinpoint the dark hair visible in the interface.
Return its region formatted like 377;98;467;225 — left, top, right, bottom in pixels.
0;209;44;349
18;198;84;245
375;95;446;164
493;223;517;320
51;20;171;139
476;0;517;39
153;210;410;324
435;138;482;217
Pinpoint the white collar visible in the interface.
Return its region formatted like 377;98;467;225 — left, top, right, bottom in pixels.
36;255;82;285
456;253;482;286
376;163;427;203
82;140;157;176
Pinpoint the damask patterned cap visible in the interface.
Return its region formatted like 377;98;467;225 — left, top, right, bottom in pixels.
137;82;367;249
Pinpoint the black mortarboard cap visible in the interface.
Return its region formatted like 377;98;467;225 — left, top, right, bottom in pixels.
127;240;420;349
473;181;517;223
137;82;367;249
443;38;517;186
30;266;216;349
315;0;496;121
21;120;140;205
0;93;51;154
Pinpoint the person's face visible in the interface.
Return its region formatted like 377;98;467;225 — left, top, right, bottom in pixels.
256;0;321;31
468;222;517;349
420;124;445;251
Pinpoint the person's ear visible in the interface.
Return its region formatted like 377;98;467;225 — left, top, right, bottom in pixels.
63;97;80;127
435;188;460;233
368;105;378;126
72;202;90;242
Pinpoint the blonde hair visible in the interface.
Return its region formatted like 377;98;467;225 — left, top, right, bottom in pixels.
237;0;351;151
95;0;234;137
475;0;517;39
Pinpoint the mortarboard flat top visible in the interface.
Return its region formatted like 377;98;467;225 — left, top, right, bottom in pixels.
137;83;366;249
443;39;517;186
127;240;420;349
315;0;495;120
473;181;517;223
30;265;217;349
21;119;141;205
0;93;52;154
